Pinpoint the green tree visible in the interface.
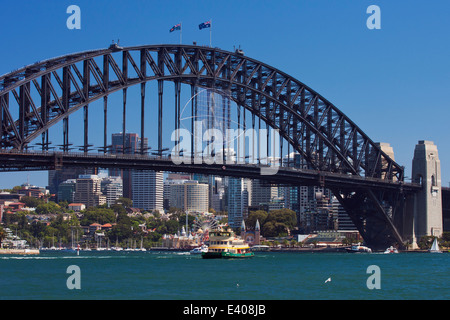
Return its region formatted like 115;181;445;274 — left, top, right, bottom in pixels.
35;202;62;214
417;235;435;250
246;210;268;229
0;227;6;247
20;196;44;208
115;197;133;208
80;208;115;225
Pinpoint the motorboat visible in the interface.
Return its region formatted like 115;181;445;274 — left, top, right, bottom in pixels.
346;243;372;253
190;244;208;255
383;246;398;254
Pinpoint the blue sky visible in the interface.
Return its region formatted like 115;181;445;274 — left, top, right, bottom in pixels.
0;0;449;188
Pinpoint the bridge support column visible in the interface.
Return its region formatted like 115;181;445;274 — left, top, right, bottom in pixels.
405;140;443;249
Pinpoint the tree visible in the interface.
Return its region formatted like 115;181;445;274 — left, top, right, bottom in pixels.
0;227;6;247
108;213;133;241
80;208;115;225
35;202;62;215
262;221;288;237
115;197;133;208
417;235;435;250
246;210;268;229
20;196;43;208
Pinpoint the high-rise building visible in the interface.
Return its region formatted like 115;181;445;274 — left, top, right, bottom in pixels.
132;170;164;212
163;174;190;210
227;177;251;229
57;179;77;203
169;180;209;213
73;175;106;208
48;167;96;201
251;179;278;206
101;176;123;207
110;133;148;199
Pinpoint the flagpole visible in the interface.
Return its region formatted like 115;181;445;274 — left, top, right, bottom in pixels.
210;19;212;47
180;21;182;45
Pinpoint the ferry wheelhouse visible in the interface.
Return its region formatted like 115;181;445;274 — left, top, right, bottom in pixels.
202;229;254;259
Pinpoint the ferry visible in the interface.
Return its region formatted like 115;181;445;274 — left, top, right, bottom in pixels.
202;229;254;259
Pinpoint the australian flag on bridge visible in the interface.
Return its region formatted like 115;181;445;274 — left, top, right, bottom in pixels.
198;20;211;30
169;23;181;33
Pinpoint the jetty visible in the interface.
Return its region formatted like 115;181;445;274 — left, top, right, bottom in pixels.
0;248;40;255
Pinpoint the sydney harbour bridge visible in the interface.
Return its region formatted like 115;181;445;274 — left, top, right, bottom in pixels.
0;44;444;250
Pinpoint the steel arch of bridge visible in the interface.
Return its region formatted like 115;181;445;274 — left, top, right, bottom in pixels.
0;44;403;181
0;44;415;249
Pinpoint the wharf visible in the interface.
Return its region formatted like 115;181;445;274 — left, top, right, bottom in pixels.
0;248;40;255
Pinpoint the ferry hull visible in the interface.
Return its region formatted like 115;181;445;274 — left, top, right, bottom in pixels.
202;252;254;259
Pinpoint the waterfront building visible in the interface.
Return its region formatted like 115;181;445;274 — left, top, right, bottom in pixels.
240;219;262;246
73;175;106;208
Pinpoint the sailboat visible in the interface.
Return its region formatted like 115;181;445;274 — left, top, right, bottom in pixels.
429;238;442;253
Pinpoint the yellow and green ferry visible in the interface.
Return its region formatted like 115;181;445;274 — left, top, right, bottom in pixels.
202;229;254;259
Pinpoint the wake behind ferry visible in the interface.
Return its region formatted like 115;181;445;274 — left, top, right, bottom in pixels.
202;229;254;259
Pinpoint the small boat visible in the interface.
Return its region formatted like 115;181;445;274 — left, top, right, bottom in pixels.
346;243;372;253
190;244;208;254
429;238;442;253
383;246;398;254
202;229;254;259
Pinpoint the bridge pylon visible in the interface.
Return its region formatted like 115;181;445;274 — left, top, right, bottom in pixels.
405;140;443;248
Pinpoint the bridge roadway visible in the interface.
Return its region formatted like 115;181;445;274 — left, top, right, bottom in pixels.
0;150;421;193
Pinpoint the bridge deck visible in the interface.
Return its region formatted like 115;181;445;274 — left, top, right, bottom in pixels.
0;151;421;192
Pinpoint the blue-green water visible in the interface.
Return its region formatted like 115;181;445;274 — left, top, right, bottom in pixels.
0;251;448;300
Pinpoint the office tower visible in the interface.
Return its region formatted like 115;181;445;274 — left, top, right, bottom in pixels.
48;167;96;200
227;177;251;229
101;176;123;207
163;174;190;210
251;179;278;206
169;180;209;213
132;170;164;212
333;197;357;230
57;179;77;203
73;175;106;208
110;133;148;199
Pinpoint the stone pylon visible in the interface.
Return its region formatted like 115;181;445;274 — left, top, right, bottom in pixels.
405;141;443;248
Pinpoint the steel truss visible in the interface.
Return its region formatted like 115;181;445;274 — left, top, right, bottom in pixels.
0;44;416;249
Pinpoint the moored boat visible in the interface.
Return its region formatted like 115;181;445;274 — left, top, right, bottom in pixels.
383;246;398;254
346;243;372;253
202;229;254;259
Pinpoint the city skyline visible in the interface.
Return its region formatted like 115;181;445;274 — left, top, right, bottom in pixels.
1;1;449;188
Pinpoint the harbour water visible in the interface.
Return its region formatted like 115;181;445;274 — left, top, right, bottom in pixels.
0;251;448;300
